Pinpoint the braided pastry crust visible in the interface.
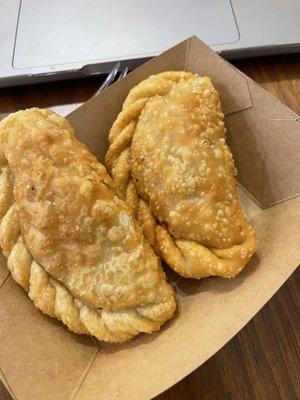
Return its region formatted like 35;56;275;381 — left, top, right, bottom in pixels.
0;108;176;343
106;72;258;278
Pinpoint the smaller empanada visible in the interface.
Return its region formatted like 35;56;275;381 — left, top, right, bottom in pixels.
106;71;258;279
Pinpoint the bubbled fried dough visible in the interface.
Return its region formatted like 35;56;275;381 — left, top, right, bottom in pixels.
0;108;176;343
106;71;258;278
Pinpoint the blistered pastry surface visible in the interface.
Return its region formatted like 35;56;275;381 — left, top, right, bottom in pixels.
0;108;176;342
106;72;258;278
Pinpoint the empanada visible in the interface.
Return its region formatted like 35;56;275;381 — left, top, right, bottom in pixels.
106;71;258;278
0;108;176;343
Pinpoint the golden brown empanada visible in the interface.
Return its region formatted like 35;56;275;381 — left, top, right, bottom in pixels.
0;108;176;343
106;71;258;279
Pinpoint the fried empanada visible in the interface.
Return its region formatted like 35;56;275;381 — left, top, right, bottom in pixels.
106;71;258;279
0;108;176;343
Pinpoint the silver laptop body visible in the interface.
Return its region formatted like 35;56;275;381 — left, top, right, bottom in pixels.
1;0;299;87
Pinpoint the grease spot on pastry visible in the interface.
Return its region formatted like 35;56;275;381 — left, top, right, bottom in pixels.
107;226;124;242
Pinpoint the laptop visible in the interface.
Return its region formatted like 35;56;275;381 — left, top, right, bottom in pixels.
1;0;300;88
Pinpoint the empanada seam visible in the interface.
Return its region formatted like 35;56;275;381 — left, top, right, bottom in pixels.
0;109;176;343
106;71;258;279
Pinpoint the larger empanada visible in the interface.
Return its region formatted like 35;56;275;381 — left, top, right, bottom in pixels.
106;71;258;279
0;108;176;343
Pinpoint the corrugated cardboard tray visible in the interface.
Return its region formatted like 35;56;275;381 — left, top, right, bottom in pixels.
0;36;299;400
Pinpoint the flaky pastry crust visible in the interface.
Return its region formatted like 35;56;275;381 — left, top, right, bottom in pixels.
0;108;176;343
106;72;258;278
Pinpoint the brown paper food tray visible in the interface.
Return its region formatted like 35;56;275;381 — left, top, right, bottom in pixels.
0;36;299;400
